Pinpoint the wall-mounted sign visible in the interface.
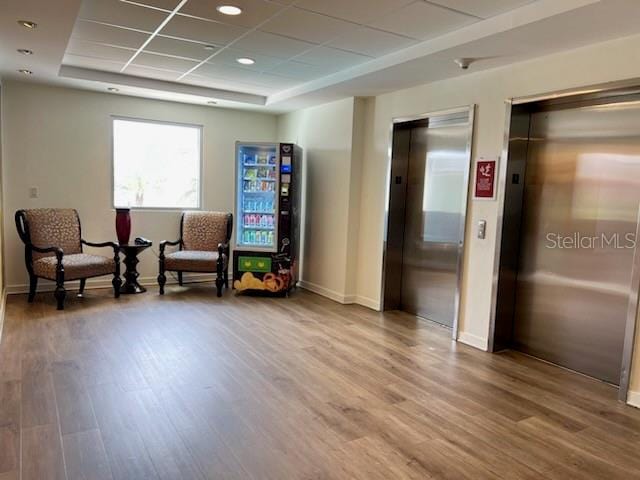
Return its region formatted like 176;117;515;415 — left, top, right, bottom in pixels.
474;158;497;199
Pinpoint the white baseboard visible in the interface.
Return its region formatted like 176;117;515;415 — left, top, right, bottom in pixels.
458;331;489;351
0;288;6;344
355;295;381;311
297;280;381;312
627;390;640;409
299;280;353;304
7;273;216;295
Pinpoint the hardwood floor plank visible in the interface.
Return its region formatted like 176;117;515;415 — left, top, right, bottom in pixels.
63;429;114;480
52;361;97;435
22;424;66;480
0;381;20;474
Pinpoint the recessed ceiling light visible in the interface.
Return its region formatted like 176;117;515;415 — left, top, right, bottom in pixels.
216;5;242;15
107;87;119;92
18;20;37;29
203;44;216;51
236;57;255;65
18;69;33;75
207;100;217;105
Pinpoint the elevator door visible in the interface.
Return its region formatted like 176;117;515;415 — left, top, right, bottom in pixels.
399;119;470;327
514;101;640;384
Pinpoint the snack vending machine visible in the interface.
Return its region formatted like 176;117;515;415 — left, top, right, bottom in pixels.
233;142;301;296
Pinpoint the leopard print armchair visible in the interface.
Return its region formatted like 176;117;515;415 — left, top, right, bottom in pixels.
158;211;233;297
15;208;121;310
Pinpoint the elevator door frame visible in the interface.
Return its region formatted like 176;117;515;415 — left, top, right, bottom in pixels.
489;81;640;402
381;105;475;340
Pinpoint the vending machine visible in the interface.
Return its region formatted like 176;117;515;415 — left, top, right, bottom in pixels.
233;142;301;296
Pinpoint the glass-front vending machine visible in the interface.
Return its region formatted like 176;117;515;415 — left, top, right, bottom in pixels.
233;142;301;296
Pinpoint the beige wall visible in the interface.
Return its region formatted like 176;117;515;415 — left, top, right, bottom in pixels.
2;81;277;291
277;97;363;302
355;33;640;403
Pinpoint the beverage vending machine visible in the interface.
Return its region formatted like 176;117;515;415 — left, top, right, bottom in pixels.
233;142;301;296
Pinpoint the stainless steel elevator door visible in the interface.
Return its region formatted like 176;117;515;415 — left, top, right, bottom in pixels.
514;101;640;385
400;121;470;326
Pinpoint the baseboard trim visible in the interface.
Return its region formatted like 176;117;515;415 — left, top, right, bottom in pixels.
298;280;353;304
627;390;640;409
7;273;216;295
458;331;489;351
355;295;381;311
0;289;7;344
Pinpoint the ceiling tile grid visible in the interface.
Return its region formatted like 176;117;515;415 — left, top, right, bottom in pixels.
63;0;542;100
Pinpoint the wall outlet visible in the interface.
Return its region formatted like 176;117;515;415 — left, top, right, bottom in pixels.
29;187;38;199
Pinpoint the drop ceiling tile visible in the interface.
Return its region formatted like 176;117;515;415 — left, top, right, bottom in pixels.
260;7;355;44
192;62;263;83
295;0;414;24
128;51;200;72
179;0;286;28
66;38;137;63
266;60;327;80
293;46;371;70
329;27;416;57
71;20;150;49
232;31;316;58
63;54;125;72
370;1;477;40
120;0;178;10
183;73;275;95
428;0;537;19
208;48;286;69
160;15;248;45
251;72;301;89
145;35;212;60
126;64;183;81
78;0;169;32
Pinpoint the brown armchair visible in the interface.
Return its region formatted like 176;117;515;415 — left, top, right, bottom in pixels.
158;211;232;297
15;208;121;310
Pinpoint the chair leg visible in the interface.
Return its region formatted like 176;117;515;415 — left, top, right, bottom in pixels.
113;248;121;299
178;272;183;286
223;269;229;289
215;275;224;297
77;278;86;297
54;284;66;310
54;262;66;310
112;275;122;299
28;275;38;303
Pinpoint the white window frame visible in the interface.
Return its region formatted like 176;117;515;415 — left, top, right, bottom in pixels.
110;115;204;211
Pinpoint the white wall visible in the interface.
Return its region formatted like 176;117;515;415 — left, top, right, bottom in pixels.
355;32;640;402
2;81;277;291
277;97;363;302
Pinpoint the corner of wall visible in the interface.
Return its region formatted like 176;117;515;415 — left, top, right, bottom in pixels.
628;390;640;409
457;331;489;351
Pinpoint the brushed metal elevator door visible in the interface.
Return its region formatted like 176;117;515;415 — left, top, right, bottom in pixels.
514;101;640;384
400;121;470;327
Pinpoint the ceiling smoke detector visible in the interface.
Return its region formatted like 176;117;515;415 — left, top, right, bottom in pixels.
454;58;474;70
107;87;120;92
17;48;34;55
18;69;33;75
18;20;38;29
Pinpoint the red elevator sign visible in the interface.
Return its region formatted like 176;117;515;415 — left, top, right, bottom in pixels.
475;159;496;199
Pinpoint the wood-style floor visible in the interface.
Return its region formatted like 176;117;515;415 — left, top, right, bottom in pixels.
1;286;640;480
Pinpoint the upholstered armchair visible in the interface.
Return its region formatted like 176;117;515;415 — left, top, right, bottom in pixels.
15;209;121;310
158;211;232;297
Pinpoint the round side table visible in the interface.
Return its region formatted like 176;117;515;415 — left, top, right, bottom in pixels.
119;242;152;294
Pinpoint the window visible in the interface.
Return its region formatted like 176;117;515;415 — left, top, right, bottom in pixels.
112;117;202;209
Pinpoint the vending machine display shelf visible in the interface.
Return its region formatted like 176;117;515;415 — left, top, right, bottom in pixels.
243;225;275;230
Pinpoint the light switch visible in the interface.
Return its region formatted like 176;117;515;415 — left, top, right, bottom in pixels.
29;187;38;199
478;220;487;239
